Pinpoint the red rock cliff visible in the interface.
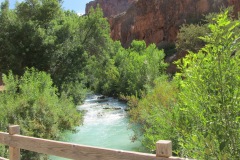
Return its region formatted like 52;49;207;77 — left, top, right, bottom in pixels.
87;0;240;47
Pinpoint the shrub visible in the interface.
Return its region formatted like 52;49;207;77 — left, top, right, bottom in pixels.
129;76;179;152
115;40;167;96
176;24;209;52
175;10;240;159
0;68;82;159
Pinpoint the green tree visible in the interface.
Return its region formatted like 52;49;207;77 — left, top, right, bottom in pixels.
0;0;20;74
175;10;240;159
80;7;121;95
0;68;82;159
115;40;167;95
0;0;91;103
0;0;62;75
80;6;111;56
176;24;209;52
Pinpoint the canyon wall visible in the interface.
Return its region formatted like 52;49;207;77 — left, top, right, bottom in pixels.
87;0;240;47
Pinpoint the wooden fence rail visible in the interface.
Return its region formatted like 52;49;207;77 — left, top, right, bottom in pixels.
0;125;184;160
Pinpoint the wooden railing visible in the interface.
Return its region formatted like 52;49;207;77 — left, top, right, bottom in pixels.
0;125;184;160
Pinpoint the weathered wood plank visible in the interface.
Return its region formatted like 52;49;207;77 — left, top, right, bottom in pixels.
8;126;20;135
0;132;183;160
0;132;5;144
8;125;20;160
156;140;172;158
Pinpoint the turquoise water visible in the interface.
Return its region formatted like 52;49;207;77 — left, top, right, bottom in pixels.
50;95;143;160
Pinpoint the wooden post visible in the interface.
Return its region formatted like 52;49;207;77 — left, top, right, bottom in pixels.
9;125;20;160
156;140;172;158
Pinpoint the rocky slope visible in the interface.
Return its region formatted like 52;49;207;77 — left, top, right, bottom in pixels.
87;0;240;47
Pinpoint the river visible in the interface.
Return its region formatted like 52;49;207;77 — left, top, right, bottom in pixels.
50;95;143;160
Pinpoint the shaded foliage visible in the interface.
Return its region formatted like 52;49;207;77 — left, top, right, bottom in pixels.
176;24;209;52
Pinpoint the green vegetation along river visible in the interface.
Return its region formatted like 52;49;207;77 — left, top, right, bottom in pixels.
50;95;143;160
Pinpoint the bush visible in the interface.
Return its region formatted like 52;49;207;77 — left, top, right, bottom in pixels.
60;80;88;105
115;40;167;96
0;68;82;159
175;10;240;159
129;76;179;152
176;24;209;52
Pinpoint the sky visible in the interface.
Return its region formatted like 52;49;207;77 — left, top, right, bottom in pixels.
0;0;92;15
